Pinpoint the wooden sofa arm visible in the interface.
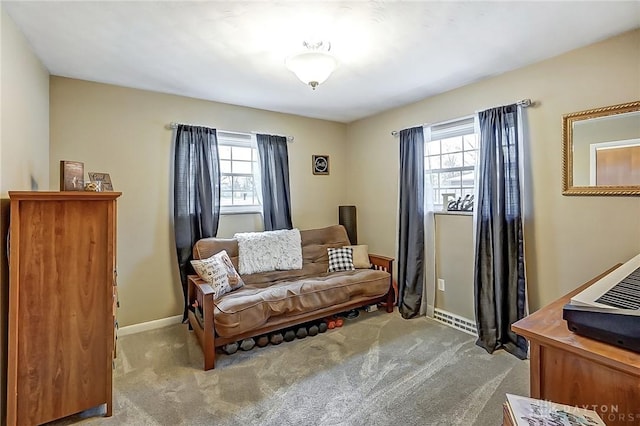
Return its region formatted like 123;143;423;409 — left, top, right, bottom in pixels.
369;254;395;312
369;254;394;273
188;275;214;311
187;275;216;370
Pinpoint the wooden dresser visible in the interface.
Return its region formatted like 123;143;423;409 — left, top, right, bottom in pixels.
6;191;121;426
512;266;640;426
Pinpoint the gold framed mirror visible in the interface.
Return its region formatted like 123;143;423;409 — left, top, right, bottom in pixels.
563;100;640;195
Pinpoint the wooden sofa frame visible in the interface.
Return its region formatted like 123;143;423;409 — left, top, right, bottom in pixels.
187;254;394;371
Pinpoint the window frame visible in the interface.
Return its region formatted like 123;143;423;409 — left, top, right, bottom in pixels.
217;131;262;215
424;116;478;210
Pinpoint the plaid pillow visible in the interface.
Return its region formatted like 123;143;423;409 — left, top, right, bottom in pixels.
327;247;355;272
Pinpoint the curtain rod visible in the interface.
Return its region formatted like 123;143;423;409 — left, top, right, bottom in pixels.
390;98;534;136
166;122;294;142
251;131;294;143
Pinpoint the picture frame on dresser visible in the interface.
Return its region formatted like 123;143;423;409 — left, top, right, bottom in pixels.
59;160;85;191
88;172;114;191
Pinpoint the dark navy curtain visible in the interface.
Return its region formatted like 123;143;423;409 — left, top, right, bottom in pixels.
474;104;528;359
397;126;425;319
257;134;293;231
173;125;220;321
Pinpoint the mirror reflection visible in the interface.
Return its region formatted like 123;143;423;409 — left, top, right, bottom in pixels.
572;110;640;186
563;101;640;195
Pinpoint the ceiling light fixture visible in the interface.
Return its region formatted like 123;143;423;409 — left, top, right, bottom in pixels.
285;41;337;90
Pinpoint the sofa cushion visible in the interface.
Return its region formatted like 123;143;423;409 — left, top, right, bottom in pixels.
212;269;390;338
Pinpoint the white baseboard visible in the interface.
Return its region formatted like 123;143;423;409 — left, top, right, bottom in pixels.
117;315;183;337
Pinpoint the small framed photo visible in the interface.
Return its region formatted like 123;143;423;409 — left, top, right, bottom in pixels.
312;155;330;175
60;160;84;191
88;172;113;191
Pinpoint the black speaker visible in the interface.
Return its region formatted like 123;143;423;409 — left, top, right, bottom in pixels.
338;205;357;245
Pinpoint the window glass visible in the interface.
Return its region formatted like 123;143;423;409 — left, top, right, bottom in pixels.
232;146;252;161
442;152;463;168
220;175;232;191
424;118;478;209
218;145;231;158
428;156;440;170
426;140;441;155
220;160;232;174
441;136;462;154
217;132;261;213
232;161;252;174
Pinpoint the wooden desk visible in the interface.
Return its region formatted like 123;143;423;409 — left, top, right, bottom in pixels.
512;265;640;426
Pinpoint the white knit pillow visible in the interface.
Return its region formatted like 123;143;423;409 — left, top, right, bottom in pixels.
235;229;302;274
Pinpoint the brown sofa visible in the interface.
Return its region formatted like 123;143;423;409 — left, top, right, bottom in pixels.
187;225;394;370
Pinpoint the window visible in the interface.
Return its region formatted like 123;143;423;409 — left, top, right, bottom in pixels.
217;131;261;214
424;117;478;209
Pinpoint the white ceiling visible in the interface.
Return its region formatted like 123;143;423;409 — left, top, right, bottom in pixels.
4;1;639;123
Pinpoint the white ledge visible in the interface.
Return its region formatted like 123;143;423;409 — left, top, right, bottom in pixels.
434;210;473;216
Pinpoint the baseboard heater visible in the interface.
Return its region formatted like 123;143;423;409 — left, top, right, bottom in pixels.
433;309;477;336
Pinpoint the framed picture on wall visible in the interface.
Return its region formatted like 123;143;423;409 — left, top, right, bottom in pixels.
59;160;84;191
88;172;113;191
312;155;329;175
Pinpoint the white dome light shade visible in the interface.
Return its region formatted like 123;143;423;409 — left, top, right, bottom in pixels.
285;50;338;90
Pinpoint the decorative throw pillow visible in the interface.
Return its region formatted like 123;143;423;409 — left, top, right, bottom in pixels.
190;250;244;299
344;245;371;269
235;229;303;275
327;247;355;272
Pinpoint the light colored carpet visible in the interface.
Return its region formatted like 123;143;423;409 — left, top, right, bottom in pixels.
50;310;529;426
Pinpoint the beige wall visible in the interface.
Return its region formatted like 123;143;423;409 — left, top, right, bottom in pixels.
1;9;50;195
346;29;640;314
1;6;51;423
49;77;348;327
434;214;475;320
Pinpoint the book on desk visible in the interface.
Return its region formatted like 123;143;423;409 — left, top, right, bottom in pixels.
503;394;605;426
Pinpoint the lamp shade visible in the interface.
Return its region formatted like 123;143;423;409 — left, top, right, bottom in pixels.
285;50;337;89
